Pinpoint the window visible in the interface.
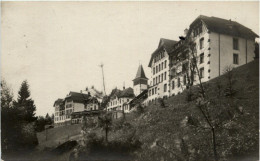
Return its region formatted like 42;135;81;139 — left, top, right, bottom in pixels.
233;38;239;50
164;60;167;68
200;67;204;78
159;65;161;72
172;81;175;89
161;73;163;82
155;87;157;94
152;88;154;95
164;72;167;80
164;84;167;92
159;75;161;83
178;78;180;87
200;53;204;64
162;62;164;70
149;90;151;96
200;38;204;49
233;54;239;64
183;75;187;85
156;77;158;84
153;67;155;75
153;78;155;85
156;66;158;73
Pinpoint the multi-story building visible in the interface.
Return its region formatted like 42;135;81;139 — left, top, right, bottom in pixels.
107;64;148;115
147;38;178;103
168;15;258;96
53;91;100;126
53;98;65;126
106;87;135;113
148;15;258;99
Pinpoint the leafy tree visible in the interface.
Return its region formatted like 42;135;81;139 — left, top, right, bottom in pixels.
35;116;46;132
15;80;37;122
1;79;22;153
98;112;112;143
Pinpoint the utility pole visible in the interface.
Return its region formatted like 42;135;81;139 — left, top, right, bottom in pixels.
100;63;106;96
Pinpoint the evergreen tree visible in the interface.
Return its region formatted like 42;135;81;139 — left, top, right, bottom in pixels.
15;80;37;122
45;113;52;125
51;113;55;123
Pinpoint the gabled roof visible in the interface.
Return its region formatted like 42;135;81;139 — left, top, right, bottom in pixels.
188;15;258;40
133;65;148;80
65;91;89;104
148;38;178;67
118;87;135;98
110;87;135;99
53;98;63;107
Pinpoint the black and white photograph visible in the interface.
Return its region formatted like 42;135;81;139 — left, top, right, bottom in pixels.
1;1;259;161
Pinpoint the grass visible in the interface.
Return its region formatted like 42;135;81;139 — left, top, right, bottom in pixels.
37;124;82;149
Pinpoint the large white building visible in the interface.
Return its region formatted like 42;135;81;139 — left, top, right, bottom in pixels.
148;15;258;101
147;38;178;103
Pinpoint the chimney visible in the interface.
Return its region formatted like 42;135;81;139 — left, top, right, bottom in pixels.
184;28;188;37
123;82;125;90
80;90;82;93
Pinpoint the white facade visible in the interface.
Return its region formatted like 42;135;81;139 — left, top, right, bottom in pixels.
107;96;132;112
168;20;256;96
148;48;170;103
134;83;147;96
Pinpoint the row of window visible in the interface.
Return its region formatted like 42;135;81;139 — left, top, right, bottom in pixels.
109;98;130;107
54;116;66;122
148;83;168;96
154;50;165;63
153;60;167;75
152;71;167;86
66;104;73;108
85;104;98;111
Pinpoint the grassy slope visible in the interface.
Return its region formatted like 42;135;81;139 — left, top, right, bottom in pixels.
37;124;82;149
108;60;259;160
35;60;259;160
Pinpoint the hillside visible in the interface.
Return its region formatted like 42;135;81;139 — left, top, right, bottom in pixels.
107;60;259;161
37;124;82;149
36;60;259;161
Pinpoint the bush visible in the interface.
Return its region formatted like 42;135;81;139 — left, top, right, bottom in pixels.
77;132;142;161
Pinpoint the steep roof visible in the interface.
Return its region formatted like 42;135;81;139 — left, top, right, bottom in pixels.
189;15;258;40
133;65;148;80
65;91;89;104
110;87;135;99
148;38;178;67
118;87;135;98
53;98;63;107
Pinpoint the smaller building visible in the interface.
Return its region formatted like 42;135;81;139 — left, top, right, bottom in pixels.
54;98;65;126
53;91;101;127
106;87;135;112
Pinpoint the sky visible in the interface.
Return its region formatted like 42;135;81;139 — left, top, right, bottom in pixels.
1;1;259;116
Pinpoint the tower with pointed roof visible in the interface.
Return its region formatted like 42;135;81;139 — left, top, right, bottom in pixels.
132;64;148;96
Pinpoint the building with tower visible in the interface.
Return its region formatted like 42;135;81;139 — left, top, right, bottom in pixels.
132;64;148;96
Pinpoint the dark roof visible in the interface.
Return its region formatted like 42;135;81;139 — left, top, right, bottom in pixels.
133;65;148;80
110;87;135;99
65;91;89;104
53;98;63;107
129;89;148;105
148;38;178;67
189;15;258;40
118;87;135;98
